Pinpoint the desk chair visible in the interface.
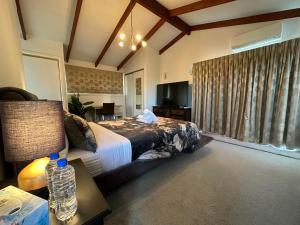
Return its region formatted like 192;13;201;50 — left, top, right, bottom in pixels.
101;103;115;120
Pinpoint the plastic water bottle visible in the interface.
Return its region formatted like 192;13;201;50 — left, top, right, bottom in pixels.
52;158;77;222
45;152;59;210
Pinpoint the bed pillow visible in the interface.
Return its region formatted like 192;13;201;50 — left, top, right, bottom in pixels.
64;112;97;152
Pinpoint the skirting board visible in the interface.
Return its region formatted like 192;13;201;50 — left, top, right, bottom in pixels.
205;133;300;160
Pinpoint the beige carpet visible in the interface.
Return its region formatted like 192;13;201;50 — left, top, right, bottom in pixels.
105;141;300;225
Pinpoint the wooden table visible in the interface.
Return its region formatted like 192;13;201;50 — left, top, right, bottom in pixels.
0;159;111;225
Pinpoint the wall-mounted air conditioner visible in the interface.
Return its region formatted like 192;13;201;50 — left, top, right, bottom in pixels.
231;23;283;53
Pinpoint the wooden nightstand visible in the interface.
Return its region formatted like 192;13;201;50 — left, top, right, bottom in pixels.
0;159;111;225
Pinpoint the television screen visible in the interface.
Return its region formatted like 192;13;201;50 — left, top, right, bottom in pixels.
157;81;189;107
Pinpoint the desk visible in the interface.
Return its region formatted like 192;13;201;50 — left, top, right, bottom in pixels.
93;105;123;121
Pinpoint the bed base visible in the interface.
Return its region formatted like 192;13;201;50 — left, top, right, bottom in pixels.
94;158;168;195
93;135;213;195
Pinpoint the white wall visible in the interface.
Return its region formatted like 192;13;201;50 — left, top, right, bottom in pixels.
124;47;160;110
20;37;68;108
159;18;300;84
144;47;160;110
0;0;25;88
0;0;26;182
124;49;146;72
20;38;120;112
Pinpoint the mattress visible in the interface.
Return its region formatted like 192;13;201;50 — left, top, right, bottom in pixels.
98;117;201;160
67;122;132;177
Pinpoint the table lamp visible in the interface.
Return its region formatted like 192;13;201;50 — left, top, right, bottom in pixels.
0;101;65;191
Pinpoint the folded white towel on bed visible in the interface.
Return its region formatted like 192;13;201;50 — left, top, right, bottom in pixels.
137;109;158;124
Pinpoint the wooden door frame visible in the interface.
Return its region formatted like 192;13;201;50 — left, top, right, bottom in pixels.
124;69;144;116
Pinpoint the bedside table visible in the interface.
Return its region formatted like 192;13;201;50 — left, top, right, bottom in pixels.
0;159;111;225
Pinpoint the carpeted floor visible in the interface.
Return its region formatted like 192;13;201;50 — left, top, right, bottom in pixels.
104;140;300;225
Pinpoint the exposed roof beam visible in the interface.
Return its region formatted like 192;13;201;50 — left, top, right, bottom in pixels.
95;0;136;67
191;8;300;31
135;0;190;34
15;0;27;40
159;32;185;55
117;19;165;70
160;8;300;55
170;0;236;16
65;0;83;62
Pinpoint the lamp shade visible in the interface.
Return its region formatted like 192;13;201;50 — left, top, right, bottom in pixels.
0;101;65;162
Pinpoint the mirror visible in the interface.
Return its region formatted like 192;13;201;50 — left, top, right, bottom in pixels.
136;77;142;110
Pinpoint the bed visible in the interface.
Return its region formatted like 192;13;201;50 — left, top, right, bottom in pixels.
67;116;213;194
0;88;212;193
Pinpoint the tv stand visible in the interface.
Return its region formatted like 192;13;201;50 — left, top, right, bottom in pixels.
153;106;191;121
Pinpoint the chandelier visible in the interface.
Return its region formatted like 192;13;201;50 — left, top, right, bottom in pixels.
118;12;147;51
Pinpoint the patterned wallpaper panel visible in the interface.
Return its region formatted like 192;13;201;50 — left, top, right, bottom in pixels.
65;65;123;94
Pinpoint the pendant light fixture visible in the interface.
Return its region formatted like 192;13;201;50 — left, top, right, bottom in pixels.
118;11;147;51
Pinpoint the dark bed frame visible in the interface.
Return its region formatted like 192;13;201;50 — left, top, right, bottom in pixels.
93;135;213;195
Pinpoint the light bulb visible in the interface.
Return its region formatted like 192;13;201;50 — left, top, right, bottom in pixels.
119;33;125;40
119;41;124;47
142;41;147;47
136;34;142;41
131;44;137;51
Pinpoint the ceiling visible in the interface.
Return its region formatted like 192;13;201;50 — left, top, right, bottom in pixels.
19;0;300;68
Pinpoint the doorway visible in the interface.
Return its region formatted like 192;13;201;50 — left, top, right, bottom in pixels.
125;69;144;117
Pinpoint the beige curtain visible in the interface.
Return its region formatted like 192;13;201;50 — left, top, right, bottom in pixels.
192;38;300;149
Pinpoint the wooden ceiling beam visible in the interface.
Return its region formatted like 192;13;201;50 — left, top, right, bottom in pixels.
135;0;190;34
15;0;27;40
159;32;185;55
117;19;165;70
65;0;83;62
191;8;300;31
95;0;136;67
170;0;236;16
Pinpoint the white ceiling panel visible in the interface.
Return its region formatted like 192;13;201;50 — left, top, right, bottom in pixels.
177;0;300;26
157;0;197;10
70;0;130;63
147;23;181;51
20;0;74;42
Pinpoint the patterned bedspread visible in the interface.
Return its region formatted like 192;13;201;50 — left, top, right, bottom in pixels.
98;117;201;160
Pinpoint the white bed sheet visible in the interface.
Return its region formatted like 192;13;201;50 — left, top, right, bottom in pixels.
67;122;132;177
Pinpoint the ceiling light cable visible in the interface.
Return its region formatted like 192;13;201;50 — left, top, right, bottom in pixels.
130;12;133;47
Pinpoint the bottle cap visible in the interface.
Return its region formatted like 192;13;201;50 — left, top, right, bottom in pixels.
49;152;59;160
57;158;68;167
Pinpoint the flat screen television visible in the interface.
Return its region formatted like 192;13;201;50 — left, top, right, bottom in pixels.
157;81;189;107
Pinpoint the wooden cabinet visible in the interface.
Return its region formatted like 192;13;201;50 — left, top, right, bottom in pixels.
153;106;191;121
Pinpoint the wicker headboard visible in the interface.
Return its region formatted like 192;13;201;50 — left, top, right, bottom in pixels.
0;87;38;181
